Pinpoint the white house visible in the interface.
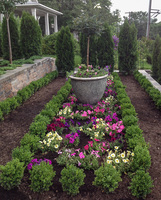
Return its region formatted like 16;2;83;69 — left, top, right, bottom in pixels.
0;0;63;35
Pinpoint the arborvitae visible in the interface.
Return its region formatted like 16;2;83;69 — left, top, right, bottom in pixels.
0;23;2;57
2;14;21;60
20;11;42;59
89;35;97;67
56;26;74;74
79;32;87;65
129;23;138;72
118;20;138;74
152;34;161;79
157;48;161;83
97;23;114;71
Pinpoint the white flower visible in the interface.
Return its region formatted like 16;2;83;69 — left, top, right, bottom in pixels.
111;153;115;158
107;160;112;164
54;144;59;149
121;153;125;158
115;159;120;163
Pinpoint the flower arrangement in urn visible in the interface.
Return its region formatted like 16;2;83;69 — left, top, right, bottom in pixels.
68;64;110;78
68;65;110;105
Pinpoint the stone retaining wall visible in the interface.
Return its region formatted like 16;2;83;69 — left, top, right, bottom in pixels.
0;57;56;101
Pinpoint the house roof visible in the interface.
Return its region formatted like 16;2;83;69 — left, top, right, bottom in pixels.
15;1;63;17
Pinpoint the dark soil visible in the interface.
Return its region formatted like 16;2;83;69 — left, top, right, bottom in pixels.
0;75;161;200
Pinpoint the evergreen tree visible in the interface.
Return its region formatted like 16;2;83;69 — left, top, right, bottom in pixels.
80;32;87;65
56;26;74;74
152;34;161;79
2;14;21;60
89;35;97;67
118;20;138;74
20;11;42;59
157;49;161;83
0;23;2;57
97;23;114;71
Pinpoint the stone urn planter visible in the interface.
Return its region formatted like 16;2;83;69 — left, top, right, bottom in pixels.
69;74;108;105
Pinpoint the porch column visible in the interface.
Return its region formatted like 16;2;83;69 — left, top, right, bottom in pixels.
54;15;58;32
0;14;4;23
31;8;37;20
45;12;50;35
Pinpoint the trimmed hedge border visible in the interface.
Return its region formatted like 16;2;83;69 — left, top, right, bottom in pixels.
113;72;153;198
133;70;161;110
0;70;58;121
0;73;153;198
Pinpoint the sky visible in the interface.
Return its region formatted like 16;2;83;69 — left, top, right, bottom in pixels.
111;0;161;22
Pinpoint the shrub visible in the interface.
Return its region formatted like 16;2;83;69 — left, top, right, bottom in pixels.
146;53;152;64
5;97;20;110
12;145;34;167
0;23;2;57
2;14;21;60
79;32;87;65
122;115;138;127
59;164;85;196
29;120;50;138
129;170;153;199
152;34;161;79
121;108;137;117
20;11;42;59
125;125;143;139
118;20;138;74
20;133;40;153
0;100;11;115
130;145;151;172
0;109;3;121
0;159;25;190
127;135;147;150
97;23;114;71
93;163;122;193
42;32;58;55
56;26;74;74
29;161;55;192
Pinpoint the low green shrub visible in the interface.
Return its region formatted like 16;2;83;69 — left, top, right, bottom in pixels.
0;101;11;115
127;135;147;150
59;164;86;196
5;97;20;110
120;103;135;110
130;145;151;172
125;125;143;139
122;115;138;127
0;159;25;190
119;97;131;104
29;161;55;192
129;169;153;199
12;145;34;166
20;133;40;153
93;163;122;193
0;109;3;120
121;108;137;117
0;60;9;66
40;108;57;119
29;120;49;138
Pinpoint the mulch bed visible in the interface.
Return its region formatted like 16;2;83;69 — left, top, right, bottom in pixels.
0;74;161;200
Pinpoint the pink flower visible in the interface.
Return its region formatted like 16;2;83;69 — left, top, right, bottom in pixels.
78;161;81;166
88;141;93;147
95;72;97;75
94;138;100;142
79;152;85;159
87;110;93;115
81;111;87;117
84;145;89;150
71;153;76;156
75;110;79;114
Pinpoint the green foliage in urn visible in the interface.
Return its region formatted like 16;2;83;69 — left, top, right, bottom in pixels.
56;26;74;74
20;11;42;59
0;159;25;190
97;23;114;71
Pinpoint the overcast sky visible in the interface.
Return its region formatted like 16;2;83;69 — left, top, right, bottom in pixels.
111;0;161;22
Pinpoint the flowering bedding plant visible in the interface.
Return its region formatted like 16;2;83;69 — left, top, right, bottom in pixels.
30;75;134;179
67;64;110;78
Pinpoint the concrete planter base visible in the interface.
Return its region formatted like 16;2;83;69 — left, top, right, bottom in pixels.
69;74;108;105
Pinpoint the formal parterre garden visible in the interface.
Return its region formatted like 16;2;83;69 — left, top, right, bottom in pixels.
0;71;153;199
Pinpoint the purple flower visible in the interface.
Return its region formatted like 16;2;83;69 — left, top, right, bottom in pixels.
27;163;33;170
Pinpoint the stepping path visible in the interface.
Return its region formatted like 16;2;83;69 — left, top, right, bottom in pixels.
120;74;161;200
0;77;66;165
